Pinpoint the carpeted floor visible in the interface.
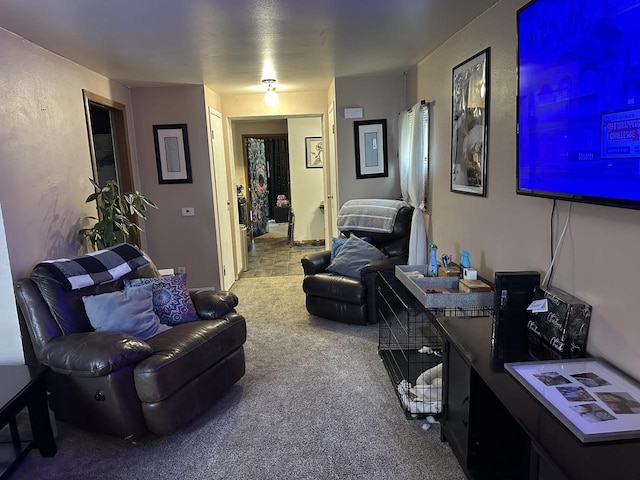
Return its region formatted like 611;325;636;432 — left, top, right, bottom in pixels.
10;275;465;480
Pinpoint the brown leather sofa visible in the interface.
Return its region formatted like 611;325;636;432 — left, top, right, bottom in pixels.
15;256;246;438
301;205;413;325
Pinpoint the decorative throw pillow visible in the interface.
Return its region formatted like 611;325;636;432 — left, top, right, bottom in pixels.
82;283;170;341
327;234;385;278
330;236;348;261
331;236;373;261
124;274;200;325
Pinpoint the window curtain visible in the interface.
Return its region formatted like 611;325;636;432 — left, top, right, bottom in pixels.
399;102;428;265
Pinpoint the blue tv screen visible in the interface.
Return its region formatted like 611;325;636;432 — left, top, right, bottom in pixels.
517;0;640;210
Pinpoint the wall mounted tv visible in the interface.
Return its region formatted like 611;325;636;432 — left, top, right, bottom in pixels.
517;0;640;210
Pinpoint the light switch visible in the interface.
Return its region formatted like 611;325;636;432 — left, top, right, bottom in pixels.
182;207;195;216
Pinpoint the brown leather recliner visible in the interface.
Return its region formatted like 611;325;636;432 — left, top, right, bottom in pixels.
301;205;413;325
15;254;246;438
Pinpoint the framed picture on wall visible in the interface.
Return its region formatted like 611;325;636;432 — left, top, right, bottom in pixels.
306;137;323;168
450;48;490;196
153;124;192;184
354;119;388;179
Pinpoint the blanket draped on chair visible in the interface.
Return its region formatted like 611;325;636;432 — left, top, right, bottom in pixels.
36;243;150;290
337;199;407;233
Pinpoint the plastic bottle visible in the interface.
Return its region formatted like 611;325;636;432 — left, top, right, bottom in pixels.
460;250;470;279
428;244;439;277
460;250;471;268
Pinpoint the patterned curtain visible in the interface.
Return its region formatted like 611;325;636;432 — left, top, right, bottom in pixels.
265;137;290;219
247;138;269;237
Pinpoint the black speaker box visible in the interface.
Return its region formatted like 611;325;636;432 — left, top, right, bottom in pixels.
494;271;540;319
491;271;540;366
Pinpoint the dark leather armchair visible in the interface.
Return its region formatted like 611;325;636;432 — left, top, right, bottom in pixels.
15;252;246;438
301;205;413;325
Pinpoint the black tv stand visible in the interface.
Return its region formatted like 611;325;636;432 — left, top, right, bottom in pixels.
435;316;640;480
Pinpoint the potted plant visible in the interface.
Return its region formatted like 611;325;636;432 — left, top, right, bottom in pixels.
79;179;157;250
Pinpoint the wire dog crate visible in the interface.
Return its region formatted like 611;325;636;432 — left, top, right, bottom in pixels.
377;270;493;418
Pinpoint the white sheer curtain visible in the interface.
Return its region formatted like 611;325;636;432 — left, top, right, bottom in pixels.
399;102;428;265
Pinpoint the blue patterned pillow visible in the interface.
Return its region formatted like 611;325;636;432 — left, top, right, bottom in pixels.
124;274;200;325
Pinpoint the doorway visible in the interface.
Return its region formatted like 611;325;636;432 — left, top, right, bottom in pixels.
82;90;138;244
83;91;134;191
243;135;290;238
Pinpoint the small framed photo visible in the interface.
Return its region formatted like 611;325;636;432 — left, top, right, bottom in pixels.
354;119;388;179
305;137;323;168
451;48;490;196
506;358;640;443
153;124;192;184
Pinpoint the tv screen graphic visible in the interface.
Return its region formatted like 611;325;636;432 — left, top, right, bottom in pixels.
517;0;640;209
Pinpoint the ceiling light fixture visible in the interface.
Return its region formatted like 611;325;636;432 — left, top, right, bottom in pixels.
262;79;278;106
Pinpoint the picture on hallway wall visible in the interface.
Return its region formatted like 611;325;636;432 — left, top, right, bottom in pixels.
354;119;388;179
153;124;192;184
305;137;323;168
450;48;489;196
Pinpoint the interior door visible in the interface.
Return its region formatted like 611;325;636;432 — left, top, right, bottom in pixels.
209;108;235;290
327;103;340;240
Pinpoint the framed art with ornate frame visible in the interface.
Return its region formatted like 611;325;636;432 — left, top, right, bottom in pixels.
451;48;490;196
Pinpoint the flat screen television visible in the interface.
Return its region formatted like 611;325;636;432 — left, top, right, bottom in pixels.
517;0;640;210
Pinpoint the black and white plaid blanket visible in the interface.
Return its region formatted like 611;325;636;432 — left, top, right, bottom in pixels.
337;199;407;233
36;243;150;290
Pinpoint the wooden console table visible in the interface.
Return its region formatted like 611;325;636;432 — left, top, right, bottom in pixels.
435;316;640;480
0;364;57;479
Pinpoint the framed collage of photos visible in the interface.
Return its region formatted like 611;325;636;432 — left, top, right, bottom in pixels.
506;358;640;443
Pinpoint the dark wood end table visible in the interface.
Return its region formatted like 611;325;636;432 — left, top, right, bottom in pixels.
0;364;57;479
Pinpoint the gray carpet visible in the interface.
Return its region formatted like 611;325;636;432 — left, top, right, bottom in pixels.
10;275;465;480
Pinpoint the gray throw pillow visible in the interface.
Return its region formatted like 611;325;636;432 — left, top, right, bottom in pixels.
124;274;200;325
82;283;170;341
327;235;385;278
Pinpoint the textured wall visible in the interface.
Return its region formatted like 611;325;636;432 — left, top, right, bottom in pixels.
335;74;405;206
407;0;640;376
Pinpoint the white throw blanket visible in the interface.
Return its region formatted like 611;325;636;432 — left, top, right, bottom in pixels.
337;199;407;233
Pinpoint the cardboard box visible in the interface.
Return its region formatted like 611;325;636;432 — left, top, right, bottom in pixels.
526;286;591;357
458;279;491;293
438;265;460;277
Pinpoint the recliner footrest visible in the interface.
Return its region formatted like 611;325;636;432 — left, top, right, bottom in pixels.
302;273;365;304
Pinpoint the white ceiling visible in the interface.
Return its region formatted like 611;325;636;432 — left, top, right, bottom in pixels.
0;0;498;94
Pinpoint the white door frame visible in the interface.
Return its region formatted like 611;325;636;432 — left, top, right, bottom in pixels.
209;107;235;290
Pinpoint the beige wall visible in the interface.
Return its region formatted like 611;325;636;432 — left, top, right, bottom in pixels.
334;74;405;206
288;117;325;241
130;85;220;288
0;28;139;363
0;203;23;364
408;0;640;376
0;27;137;275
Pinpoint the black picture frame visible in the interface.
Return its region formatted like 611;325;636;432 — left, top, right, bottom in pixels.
153;124;192;184
450;48;490;196
354;119;388;179
305;137;323;168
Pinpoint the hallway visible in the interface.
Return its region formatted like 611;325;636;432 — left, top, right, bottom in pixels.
243;222;323;277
